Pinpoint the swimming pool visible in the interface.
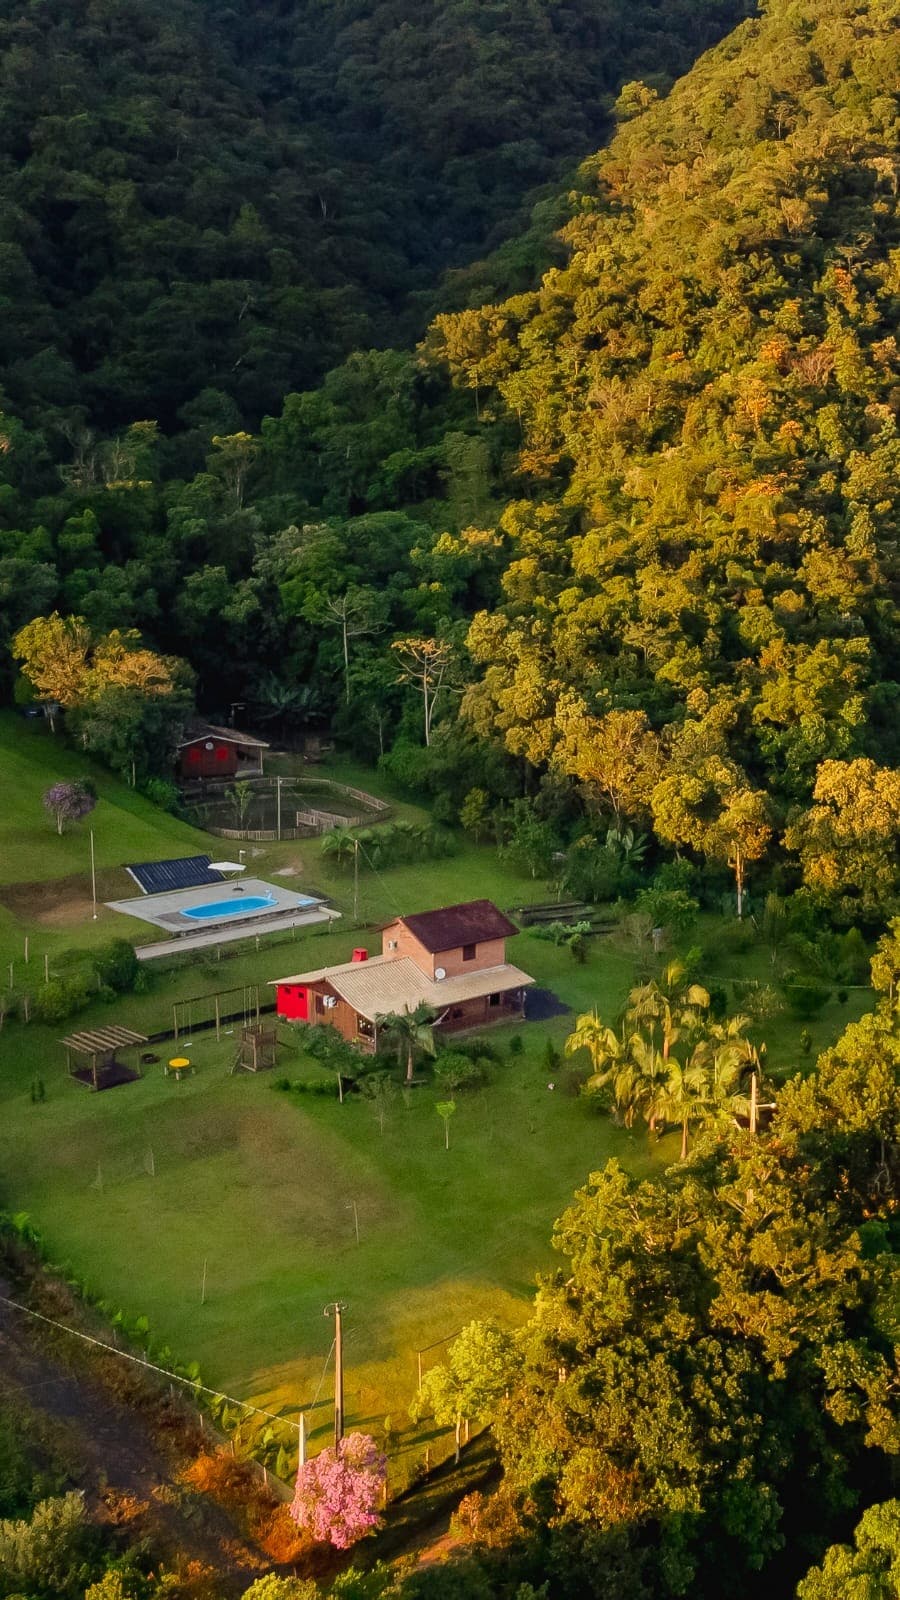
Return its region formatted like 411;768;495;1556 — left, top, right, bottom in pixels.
181;894;277;921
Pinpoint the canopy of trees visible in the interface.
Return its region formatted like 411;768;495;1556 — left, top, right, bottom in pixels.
0;0;750;438
410;921;900;1599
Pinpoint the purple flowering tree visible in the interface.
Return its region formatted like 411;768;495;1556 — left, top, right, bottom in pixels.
289;1432;387;1549
42;781;97;835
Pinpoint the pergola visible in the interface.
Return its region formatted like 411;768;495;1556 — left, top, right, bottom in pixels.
61;1024;149;1091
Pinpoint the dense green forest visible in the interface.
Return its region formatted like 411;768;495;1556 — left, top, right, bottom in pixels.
0;0;750;437
5;0;898;927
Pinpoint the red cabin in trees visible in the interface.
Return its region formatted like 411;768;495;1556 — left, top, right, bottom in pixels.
176;723;269;781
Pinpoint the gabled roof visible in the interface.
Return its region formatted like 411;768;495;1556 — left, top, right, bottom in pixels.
176;722;269;750
271;954;534;1022
392;899;518;952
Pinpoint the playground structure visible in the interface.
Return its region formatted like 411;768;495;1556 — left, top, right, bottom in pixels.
172;983;266;1045
231;1023;279;1074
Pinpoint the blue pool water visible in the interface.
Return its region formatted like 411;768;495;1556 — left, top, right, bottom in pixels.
181;894;277;921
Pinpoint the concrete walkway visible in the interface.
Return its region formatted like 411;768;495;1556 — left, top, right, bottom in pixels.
135;906;339;961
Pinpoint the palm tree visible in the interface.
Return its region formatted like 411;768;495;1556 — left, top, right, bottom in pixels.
628;1033;670;1136
320;827;358;869
376;1004;437;1086
653;1049;711;1161
703;1016;757;1131
566;1012;638;1125
627;961;710;1062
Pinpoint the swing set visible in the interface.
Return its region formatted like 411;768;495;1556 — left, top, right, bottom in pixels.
171;984;263;1046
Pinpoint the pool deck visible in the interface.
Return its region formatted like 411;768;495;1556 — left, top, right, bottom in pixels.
106;877;335;951
134;904;340;961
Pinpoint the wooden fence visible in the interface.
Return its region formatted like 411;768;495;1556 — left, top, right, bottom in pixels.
295;807;367;831
187;775;390;840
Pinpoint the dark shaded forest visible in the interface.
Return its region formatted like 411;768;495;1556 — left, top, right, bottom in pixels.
0;0;751;436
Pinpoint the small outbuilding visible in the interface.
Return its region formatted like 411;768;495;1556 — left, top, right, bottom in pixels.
176;724;269;781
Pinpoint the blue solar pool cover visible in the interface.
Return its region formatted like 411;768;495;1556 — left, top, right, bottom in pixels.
125;856;224;894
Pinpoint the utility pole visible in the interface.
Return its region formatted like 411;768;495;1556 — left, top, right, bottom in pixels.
353;838;359;925
276;776;282;841
749;1070;758;1136
90;828;98;920
324;1301;345;1448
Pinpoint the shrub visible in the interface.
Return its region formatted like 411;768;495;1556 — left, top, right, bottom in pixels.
563;842;625;903
433;1053;484;1092
454;1036;501;1064
652;858;699;896
273;1078;339;1097
635;886;699;940
508;1035;523;1056
782;977;831;1020
92;940;139;994
836;927;870;985
529;920;591;946
241;1576;319;1600
139;776;183;814
32;974;96;1025
0;1493;99;1600
706;983;729;1020
0;1413;36;1519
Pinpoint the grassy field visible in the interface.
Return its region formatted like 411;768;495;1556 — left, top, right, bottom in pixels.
0;716;875;1486
0;712;227;973
0;940;653;1485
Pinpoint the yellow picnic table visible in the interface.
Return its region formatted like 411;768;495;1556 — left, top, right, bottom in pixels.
167;1056;192;1080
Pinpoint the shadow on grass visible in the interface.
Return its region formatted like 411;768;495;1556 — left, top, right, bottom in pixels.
369;1430;500;1564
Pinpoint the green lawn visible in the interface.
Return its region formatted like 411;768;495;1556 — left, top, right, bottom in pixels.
0;936;654;1486
0;717;875;1487
0;712;226;974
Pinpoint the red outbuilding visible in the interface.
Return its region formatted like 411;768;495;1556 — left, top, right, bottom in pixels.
176;723;269;781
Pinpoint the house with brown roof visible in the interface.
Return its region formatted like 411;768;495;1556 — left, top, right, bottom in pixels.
272;899;533;1052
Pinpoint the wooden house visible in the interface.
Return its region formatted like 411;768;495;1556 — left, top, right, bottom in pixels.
272;899;533;1052
176;723;269;781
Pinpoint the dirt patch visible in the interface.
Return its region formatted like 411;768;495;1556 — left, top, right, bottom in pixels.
0;868;133;929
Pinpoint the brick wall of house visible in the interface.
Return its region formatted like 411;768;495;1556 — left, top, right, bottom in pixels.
381;922;508;978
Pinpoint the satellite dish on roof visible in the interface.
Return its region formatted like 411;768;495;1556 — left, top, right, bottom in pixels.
435;966;447;980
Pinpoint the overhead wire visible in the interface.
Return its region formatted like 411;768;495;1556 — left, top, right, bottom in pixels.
0;1291;338;1438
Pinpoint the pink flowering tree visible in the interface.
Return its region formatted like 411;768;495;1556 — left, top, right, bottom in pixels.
42;780;97;835
289;1432;387;1549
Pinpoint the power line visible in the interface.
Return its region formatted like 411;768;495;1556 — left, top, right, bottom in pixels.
0;1292;303;1437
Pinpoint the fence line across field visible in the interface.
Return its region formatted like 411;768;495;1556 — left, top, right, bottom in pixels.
0;1290;305;1440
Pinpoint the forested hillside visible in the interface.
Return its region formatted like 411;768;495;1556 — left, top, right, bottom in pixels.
0;0;749;435
3;0;899;917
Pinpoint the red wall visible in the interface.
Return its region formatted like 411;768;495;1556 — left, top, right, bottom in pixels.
277;983;309;1021
179;742;239;779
